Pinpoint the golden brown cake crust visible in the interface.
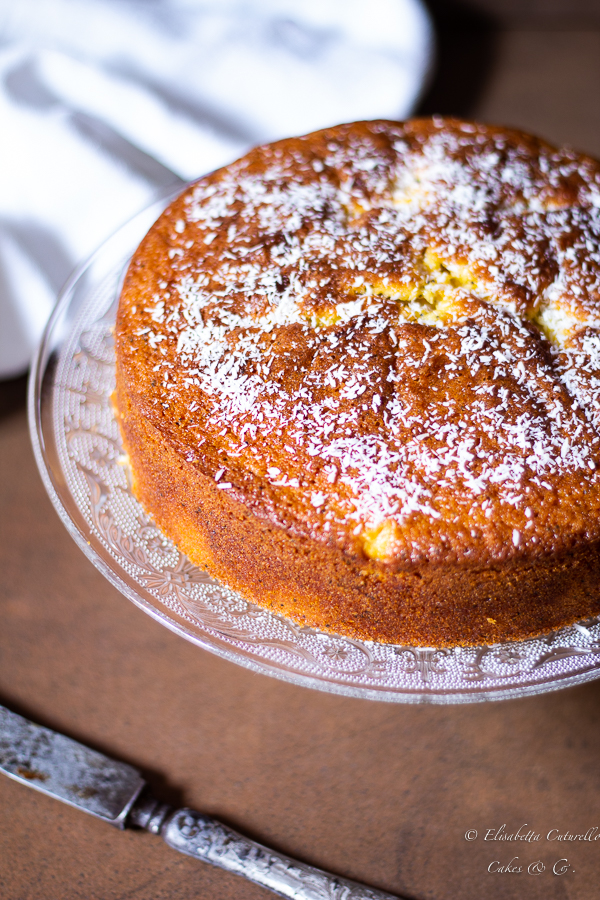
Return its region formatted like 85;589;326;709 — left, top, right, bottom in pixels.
115;118;600;646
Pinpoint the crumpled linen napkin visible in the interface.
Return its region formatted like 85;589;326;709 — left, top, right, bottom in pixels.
0;0;432;377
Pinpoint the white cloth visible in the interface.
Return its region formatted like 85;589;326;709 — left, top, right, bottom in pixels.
0;0;432;377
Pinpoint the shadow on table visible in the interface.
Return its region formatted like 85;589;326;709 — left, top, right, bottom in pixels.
0;373;28;422
417;0;500;118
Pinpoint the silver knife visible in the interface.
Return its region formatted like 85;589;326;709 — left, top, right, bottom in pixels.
0;705;400;900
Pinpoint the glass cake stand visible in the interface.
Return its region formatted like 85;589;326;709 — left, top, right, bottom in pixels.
28;190;600;704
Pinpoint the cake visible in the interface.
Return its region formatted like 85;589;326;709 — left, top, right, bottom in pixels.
115;117;600;647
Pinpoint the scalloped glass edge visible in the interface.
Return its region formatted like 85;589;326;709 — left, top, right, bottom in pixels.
27;185;600;705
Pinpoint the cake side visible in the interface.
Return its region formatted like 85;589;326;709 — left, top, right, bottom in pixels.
115;117;600;644
116;387;600;646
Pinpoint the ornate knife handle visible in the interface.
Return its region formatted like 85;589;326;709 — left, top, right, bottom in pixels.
130;795;400;900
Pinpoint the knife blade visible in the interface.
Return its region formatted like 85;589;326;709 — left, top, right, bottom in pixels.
0;705;145;826
0;706;400;900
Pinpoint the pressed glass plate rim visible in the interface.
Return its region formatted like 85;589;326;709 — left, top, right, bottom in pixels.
27;189;600;705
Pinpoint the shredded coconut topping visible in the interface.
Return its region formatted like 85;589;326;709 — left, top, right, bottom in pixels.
118;119;600;566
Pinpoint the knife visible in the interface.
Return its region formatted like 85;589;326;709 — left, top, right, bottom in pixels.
0;705;400;900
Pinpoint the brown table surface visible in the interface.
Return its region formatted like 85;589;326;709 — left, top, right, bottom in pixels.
3;8;600;899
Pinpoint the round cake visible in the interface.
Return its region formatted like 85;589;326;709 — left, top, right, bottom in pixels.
115;117;600;647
